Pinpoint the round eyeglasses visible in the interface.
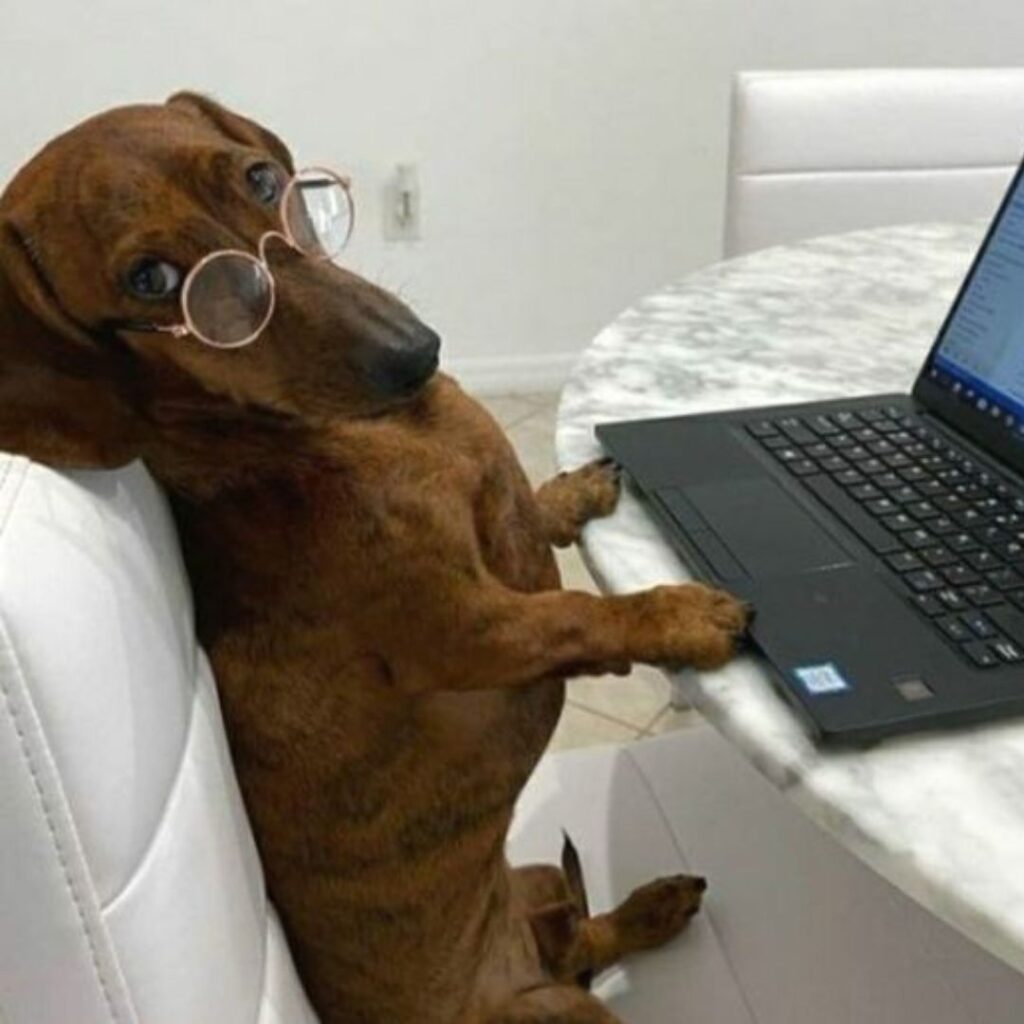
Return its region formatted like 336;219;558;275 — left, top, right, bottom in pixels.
116;167;354;350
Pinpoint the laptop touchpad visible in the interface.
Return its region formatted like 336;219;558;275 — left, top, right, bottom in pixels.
675;478;853;578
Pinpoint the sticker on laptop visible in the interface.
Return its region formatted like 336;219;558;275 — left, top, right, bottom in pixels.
793;662;850;696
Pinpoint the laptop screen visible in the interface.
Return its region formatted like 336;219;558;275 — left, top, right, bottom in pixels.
928;167;1024;436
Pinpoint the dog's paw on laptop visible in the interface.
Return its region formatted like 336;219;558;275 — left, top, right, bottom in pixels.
632;583;752;671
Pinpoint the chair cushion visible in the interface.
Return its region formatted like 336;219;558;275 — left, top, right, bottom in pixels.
0;455;316;1024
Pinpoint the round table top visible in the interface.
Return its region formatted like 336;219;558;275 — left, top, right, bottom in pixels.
555;221;1024;973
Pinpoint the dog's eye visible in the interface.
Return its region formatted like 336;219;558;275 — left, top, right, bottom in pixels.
127;257;181;299
246;162;282;205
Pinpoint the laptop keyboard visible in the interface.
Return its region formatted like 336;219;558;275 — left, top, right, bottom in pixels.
746;405;1024;670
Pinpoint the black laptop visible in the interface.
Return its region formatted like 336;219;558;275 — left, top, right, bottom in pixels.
598;160;1024;745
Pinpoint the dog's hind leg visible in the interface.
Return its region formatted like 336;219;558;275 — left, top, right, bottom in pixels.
527;874;707;985
487;984;623;1023
534;458;621;547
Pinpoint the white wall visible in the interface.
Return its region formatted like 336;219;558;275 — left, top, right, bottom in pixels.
4;1;1024;392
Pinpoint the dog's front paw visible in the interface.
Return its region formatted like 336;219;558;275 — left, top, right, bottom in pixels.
632;584;752;670
572;458;622;521
536;458;622;546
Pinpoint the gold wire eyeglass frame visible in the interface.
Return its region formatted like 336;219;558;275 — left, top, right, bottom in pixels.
148;166;354;349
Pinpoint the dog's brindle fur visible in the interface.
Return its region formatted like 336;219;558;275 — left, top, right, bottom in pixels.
0;95;749;1022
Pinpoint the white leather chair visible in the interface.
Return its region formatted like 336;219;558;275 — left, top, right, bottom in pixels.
0;456;316;1024
724;68;1024;258
4;453;1024;1023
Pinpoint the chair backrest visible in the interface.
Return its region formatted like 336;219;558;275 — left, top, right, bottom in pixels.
0;455;316;1024
724;68;1024;258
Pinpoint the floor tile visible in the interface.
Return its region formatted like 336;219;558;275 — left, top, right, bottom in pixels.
505;406;559;486
567;666;670;730
547;702;639;752
643;704;705;737
475;393;546;430
479;392;692;750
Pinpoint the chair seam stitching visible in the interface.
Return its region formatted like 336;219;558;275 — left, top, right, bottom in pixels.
0;613;133;1024
624;745;763;1024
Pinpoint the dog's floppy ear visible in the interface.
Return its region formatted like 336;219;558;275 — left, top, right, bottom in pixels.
166;91;296;174
0;219;143;468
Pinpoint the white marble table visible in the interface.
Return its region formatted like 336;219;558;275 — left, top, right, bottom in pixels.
556;221;1024;974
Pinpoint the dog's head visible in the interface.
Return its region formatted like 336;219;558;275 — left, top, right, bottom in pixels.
0;92;440;471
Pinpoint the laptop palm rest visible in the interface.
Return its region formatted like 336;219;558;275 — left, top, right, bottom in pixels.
658;478;853;580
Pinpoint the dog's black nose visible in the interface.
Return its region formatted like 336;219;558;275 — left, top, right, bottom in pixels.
360;322;441;398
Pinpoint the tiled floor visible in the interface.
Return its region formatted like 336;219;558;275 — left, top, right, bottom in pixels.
477;392;702;752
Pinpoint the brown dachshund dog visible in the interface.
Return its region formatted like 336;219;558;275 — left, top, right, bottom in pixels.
0;94;749;1023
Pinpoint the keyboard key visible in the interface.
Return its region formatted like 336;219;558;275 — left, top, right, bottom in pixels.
963;610;997;637
835;469;865;486
936;587;969;611
904;528;934;550
774;447;802;463
899;466;928;481
887;551;923;573
930;516;957;536
886;453;913;469
996;540;1024;563
944;564;980;586
747;422;777;438
906;570;943;592
806;443;832;459
819;455;849;473
881;513;915;532
993;638;1024;663
866;497;898;515
775;417;817;445
845;445;871;461
967;550;1001;571
916;480;946;497
850;483;882;501
907;501;939;519
963;641;1000;668
911;593;945;616
953;508;984;529
808;414;840;436
834;411;863;430
788;459;818;476
947;532;980;553
937;615;972;642
891;485;919;503
988;567;1024;591
920;546;956;567
860;458;888;475
868;440;897;456
762;435;791;450
964;583;1003;607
